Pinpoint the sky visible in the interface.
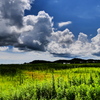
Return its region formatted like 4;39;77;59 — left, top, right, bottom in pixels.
0;0;100;64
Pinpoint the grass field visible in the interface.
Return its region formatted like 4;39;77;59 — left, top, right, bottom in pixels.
0;63;100;100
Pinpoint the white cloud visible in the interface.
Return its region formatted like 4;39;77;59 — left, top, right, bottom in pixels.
0;46;9;51
90;28;100;55
12;47;24;52
97;28;100;34
78;32;88;43
47;28;100;58
58;21;72;28
51;29;74;44
70;41;92;57
47;29;74;54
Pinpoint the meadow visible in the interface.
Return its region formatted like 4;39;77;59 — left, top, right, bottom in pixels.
0;63;100;100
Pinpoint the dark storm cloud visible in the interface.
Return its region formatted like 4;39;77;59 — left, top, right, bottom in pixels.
0;0;31;47
0;0;31;28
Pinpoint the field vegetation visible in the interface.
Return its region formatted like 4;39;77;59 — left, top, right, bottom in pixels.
0;63;100;100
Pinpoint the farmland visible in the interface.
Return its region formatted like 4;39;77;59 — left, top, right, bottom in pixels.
0;63;100;100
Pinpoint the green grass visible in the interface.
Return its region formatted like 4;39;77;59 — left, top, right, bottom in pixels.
0;63;100;99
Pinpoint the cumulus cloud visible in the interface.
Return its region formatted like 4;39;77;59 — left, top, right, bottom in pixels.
47;28;100;58
47;29;74;54
50;29;74;44
0;0;33;47
0;0;53;51
58;21;72;28
91;28;100;56
78;32;88;43
18;11;53;51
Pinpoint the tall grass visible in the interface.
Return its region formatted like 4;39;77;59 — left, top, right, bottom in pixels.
1;63;100;99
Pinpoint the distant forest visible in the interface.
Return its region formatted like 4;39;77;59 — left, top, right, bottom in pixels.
28;58;100;64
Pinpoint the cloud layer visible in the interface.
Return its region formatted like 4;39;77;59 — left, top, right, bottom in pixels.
0;0;100;59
